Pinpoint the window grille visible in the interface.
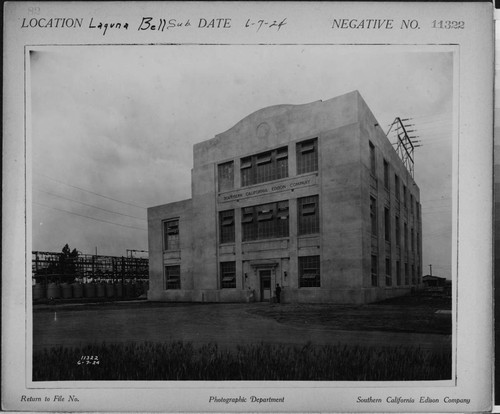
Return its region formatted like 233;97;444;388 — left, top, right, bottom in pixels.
370;196;377;236
219;210;235;244
242;201;289;241
296;138;318;174
298;195;319;235
164;219;179;250
240;147;288;187
165;265;180;290
299;256;320;287
385;258;392;286
371;255;378;287
220;261;236;289
218;161;234;192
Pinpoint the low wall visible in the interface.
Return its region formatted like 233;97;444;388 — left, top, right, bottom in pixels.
147;289;252;303
148;286;412;304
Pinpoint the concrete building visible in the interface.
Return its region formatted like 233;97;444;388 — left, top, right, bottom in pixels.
147;91;422;304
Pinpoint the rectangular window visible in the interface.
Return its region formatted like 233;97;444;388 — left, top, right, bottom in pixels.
240;146;288;187
404;222;408;252
371;255;378;287
370;196;377;236
412;264;416;285
383;160;390;190
220;261;236;289
411;228;414;251
396;260;401;285
369;141;376;176
219;210;235;244
296;138;318;174
395;216;401;246
410;194;414;214
276;147;288;179
385;258;392;287
299;256;320;288
241;156;253;187
276;201;290;238
165;265;180;290
405;263;409;285
416;202;420;221
417;232;421;255
164;219;179;251
242;201;289;241
257;203;275;239
218;161;234;192
403;185;407;209
384;207;391;242
256;151;274;184
298;195;320;235
395;175;400;200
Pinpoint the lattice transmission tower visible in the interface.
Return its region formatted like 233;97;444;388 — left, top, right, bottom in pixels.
386;117;422;178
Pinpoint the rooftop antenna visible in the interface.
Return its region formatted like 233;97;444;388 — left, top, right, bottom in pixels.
386;117;422;178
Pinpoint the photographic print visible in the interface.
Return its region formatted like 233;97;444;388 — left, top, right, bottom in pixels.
29;45;453;381
30;45;454;383
3;2;493;413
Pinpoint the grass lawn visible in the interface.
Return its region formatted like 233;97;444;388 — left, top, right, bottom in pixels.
33;341;451;381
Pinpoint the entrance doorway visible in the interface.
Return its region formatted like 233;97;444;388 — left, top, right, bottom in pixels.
259;269;272;302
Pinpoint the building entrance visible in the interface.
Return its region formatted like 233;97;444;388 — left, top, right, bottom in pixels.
259;269;272;302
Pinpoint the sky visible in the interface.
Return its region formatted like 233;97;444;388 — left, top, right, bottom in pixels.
30;45;453;277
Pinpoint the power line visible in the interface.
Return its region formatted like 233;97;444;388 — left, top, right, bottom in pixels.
34;201;147;232
35;189;146;221
36;173;146;210
409;112;453;120
423;198;452;202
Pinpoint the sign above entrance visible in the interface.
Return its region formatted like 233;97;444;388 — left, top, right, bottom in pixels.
218;173;318;203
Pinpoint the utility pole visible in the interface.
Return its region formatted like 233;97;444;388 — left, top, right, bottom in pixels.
429;264;432;276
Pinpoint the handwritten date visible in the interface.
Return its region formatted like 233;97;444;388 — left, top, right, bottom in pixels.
77;355;100;366
245;18;287;32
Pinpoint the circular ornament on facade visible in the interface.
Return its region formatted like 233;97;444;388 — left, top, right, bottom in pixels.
256;122;271;140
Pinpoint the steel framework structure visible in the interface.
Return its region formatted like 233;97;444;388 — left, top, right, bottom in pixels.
32;251;148;283
386;117;421;178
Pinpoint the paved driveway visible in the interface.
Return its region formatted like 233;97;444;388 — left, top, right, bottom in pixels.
33;302;450;352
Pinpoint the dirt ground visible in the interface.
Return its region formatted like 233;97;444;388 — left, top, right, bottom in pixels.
246;293;451;335
33;294;451;353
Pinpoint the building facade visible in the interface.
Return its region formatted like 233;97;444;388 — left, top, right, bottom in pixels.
147;91;422;304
